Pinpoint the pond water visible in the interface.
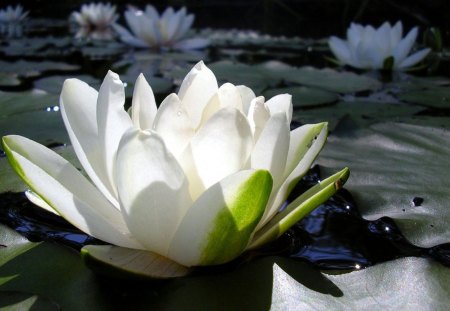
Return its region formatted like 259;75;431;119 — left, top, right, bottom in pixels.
0;3;449;310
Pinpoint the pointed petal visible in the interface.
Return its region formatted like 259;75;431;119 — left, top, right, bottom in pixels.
236;85;256;114
247;96;270;142
199;83;243;127
393;27;418;64
60;78;118;206
190;108;253;189
144;4;159;20
116;129;192;256
25;189;59;215
2;135;141;249
328;36;352;65
131;73;157;130
96;71;133;199
112;23;149;48
257;122;328;228
265;94;293;124
173;12;194;41
153;93;195;159
251;112;290;188
397;48;430;69
168;169;272;266
177;61;218;128
248;168;349;249
390;21;403;46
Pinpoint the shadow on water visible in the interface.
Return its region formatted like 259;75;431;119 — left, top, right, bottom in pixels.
0;166;448;271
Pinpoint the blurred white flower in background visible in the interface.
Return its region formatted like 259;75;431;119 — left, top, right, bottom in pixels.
113;5;209;50
71;2;118;40
0;5;29;38
329;21;431;70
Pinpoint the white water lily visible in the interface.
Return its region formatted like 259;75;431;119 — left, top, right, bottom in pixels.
71;2;118;39
3;61;348;273
329;21;430;70
72;2;118;30
113;5;209;50
0;5;28;38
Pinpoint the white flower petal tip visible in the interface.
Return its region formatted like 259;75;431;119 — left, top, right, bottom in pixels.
113;5;206;50
3;61;347;274
82;245;191;279
329;21;429;70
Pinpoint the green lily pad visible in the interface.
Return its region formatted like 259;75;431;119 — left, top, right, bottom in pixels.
0;291;59;310
0;61;79;78
0;91;59;116
0;225;38;268
0;73;21;87
318;122;450;247
0;110;68;145
263;86;338;107
293;101;424;131
398;87;450;108
34;75;100;94
269;65;382;93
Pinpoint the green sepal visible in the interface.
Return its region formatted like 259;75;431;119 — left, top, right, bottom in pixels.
248;167;350;249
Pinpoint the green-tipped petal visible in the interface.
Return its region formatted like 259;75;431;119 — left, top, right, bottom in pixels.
258;122;328;228
168;169;273;267
2;135;142;249
82;245;191;279
248;167;350;249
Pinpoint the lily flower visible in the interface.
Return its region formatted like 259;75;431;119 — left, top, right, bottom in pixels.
0;5;29;38
329;21;431;70
3;62;348;276
113;5;209;50
71;2;118;40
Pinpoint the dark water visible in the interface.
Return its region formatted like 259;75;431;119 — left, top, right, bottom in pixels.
0;166;448;271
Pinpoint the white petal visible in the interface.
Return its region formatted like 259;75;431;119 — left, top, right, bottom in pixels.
3;135;141;249
60;78;118;206
247;96;270;142
172;38;210;50
25;189;59;215
112;23;149;48
177;61;218;128
168;169;272;266
397;48;430;69
393;27;418;64
251;112;290;188
390;21;403;46
153;93;195;159
96;71;133;199
265;94;293;124
144;4;159;20
199;83;243;127
131;74;157;130
173;12;194;41
116;129;192;256
236;85;256;114
328;36;352;65
257;122;328;228
190;108;253;190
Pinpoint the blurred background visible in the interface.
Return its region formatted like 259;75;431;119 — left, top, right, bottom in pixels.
2;0;449;39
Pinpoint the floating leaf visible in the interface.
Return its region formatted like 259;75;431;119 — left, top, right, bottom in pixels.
34;75;100;94
398;88;450;108
318;122;450;246
0;60;79;78
264;86;338;108
0;73;21;87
